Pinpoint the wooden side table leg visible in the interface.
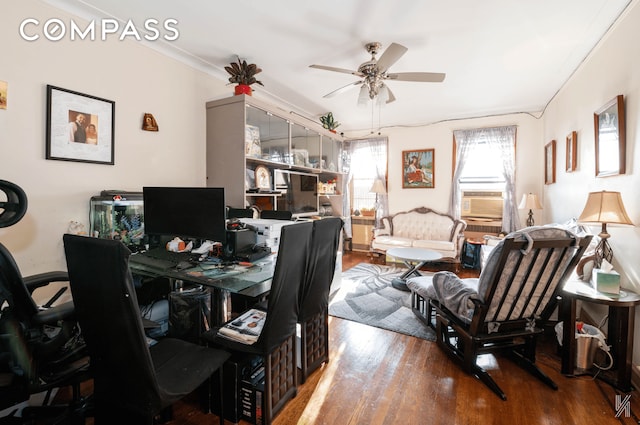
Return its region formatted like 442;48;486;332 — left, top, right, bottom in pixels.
608;305;635;391
560;296;577;375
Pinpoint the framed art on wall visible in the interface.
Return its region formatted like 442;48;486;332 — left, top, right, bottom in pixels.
566;131;577;172
594;94;625;177
46;85;115;165
402;149;434;188
545;140;556;185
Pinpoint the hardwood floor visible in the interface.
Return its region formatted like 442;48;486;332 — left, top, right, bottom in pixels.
65;251;640;424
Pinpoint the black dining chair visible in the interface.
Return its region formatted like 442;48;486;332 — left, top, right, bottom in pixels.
63;234;230;425
298;217;343;383
201;221;313;425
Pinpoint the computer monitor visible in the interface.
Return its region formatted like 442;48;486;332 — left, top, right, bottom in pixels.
143;187;226;243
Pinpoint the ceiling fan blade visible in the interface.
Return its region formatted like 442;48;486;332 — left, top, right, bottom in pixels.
323;80;363;98
309;64;362;76
386;72;446;83
376;42;408;72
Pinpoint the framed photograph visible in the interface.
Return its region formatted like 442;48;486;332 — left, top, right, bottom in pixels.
545;140;556;185
566;131;577;172
594;94;625;177
291;149;309;167
402;149;434;188
46;85;115;165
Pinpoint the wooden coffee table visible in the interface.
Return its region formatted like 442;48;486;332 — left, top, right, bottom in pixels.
387;247;442;291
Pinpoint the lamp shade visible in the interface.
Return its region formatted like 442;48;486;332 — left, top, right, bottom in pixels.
518;193;543;210
357;84;370;106
369;179;387;194
578;191;633;225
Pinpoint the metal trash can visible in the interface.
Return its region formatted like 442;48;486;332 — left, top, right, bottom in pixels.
554;322;606;371
575;324;603;371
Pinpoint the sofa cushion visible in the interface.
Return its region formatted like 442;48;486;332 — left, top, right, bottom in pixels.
371;235;413;250
412;239;455;252
391;211;456;241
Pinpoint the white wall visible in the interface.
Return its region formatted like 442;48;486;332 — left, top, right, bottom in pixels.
0;0;228;276
344;113;544;227
543;1;640;363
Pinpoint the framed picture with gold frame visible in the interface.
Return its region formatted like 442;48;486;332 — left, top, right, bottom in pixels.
254;165;271;190
566;131;577;172
594;94;625;177
545;140;556;185
402;149;434;188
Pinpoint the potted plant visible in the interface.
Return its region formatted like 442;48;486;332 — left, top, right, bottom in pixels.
320;112;340;132
224;56;264;96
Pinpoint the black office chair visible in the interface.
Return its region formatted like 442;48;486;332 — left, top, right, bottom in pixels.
298;217;343;383
202;221;313;425
63;234;230;425
0;179;90;424
260;210;293;220
227;207;255;219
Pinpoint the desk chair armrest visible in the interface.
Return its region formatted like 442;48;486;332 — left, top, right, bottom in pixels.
24;271;69;293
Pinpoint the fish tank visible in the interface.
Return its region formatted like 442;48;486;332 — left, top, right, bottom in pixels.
90;190;145;250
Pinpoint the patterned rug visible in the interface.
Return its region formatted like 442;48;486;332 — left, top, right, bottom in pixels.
329;263;436;341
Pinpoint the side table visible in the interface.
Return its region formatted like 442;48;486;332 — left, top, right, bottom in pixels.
386;247;442;292
560;279;640;392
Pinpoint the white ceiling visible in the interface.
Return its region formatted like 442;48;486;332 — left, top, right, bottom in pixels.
46;0;634;133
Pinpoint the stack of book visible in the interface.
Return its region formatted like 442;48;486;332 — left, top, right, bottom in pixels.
218;308;266;344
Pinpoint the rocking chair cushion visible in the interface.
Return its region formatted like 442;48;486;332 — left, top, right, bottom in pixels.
407;272;480;323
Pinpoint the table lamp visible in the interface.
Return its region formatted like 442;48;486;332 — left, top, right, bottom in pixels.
518;193;543;227
369;178;387;225
578;190;633;268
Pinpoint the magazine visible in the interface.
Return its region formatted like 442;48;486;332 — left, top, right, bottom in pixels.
218;308;266;344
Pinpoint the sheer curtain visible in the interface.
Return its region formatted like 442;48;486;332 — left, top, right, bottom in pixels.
451;126;520;232
342;137;389;236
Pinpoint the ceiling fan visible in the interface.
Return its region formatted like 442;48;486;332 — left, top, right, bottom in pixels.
310;42;445;104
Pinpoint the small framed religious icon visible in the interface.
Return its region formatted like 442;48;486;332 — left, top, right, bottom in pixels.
254;165;271;190
142;113;158;131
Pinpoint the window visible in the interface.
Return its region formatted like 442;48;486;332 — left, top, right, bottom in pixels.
451;126;519;232
344;137;388;216
350;147;378;212
458;139;506;194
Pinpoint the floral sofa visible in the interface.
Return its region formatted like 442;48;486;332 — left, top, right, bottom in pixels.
371;207;467;262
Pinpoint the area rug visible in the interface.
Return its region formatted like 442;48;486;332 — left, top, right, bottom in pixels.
329;263;436;341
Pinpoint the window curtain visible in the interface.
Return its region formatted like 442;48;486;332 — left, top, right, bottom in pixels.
451;126;520;232
342;137;389;236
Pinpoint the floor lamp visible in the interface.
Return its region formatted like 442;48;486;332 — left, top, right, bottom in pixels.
518;193;543;227
578;190;633;268
370;178;387;227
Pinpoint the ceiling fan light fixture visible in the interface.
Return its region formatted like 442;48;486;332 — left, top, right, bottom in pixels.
357;84;370;106
311;41;446;105
377;85;389;105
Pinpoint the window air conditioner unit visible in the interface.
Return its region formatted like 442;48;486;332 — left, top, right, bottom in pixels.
461;191;503;219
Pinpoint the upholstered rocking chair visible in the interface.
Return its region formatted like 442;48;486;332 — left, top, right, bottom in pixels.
408;226;591;400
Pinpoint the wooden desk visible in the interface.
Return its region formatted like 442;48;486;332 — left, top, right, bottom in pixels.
129;254;275;326
560;279;640;391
